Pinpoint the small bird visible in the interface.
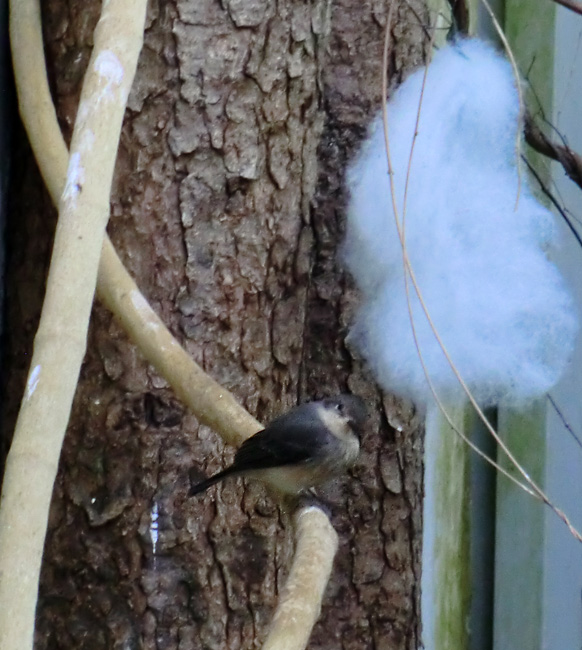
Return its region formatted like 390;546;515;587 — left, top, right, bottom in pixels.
189;394;367;496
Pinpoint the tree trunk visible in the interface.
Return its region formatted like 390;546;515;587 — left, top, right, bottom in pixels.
1;0;427;648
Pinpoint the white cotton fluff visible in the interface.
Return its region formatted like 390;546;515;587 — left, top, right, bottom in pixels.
344;38;578;408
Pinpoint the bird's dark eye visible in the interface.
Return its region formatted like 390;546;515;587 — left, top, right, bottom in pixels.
335;402;345;413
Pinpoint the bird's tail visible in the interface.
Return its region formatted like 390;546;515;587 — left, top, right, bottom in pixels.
188;468;238;496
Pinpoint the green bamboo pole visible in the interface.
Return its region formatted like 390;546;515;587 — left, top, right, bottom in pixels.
493;2;556;647
494;406;546;650
420;5;474;649
422;405;472;650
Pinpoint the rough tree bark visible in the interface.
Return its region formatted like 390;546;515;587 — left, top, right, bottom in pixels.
1;0;427;648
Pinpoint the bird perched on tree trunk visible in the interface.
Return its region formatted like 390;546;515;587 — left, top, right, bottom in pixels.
189;394;367;497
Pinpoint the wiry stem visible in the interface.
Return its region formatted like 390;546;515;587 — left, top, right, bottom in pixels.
380;2;582;543
552;0;582;15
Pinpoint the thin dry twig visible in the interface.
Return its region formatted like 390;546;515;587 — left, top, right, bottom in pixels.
525;111;582;191
548;394;582;451
522;154;582;250
380;4;582;543
381;5;536;496
445;0;471;34
552;0;582;15
479;0;524;207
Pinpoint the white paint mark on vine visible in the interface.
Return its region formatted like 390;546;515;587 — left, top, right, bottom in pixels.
93;50;124;101
25;365;41;401
130;290;160;331
62;152;84;206
76;100;90;124
78;128;95;154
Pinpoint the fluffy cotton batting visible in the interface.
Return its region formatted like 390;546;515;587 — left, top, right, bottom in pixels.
344;38;578;408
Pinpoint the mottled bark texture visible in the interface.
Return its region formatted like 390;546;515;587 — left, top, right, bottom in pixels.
1;0;426;648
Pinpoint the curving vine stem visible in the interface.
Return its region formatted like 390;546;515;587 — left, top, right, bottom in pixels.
0;1;340;649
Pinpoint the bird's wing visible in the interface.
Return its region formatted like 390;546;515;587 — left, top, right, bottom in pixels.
233;419;332;471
